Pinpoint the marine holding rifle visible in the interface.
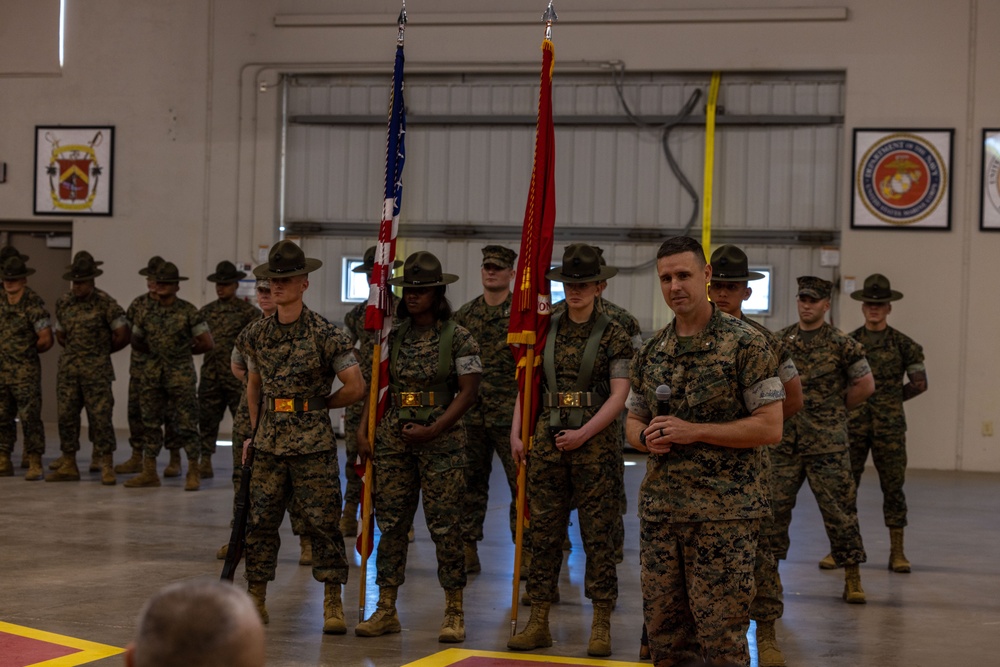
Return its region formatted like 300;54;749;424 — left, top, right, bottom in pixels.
238;240;365;634
355;250;482;644
508;243;634;658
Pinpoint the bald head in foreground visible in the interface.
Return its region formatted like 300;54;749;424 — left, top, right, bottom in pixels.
126;581;265;667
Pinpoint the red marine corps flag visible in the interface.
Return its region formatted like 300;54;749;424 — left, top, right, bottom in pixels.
358;4;407;622
506;1;557;634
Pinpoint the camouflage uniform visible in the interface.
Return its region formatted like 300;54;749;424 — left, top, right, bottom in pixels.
848;326;925;528
229;327;309;539
54;289;128;457
627;305;783;666
552;296;642;555
126;293;177;456
769;322;870;568
240;306;357;585
525;310;633;604
371;319;481;591
197;297;259;459
342;294;398;509
131;298;209;460
454;293;519;544
0;287;50;457
741;314;798;624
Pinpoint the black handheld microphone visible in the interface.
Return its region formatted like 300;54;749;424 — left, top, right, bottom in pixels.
655;384;672;417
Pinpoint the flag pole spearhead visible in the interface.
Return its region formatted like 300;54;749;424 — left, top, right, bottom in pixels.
542;1;558;39
397;2;407;45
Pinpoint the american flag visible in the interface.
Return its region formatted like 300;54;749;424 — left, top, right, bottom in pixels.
364;42;406;422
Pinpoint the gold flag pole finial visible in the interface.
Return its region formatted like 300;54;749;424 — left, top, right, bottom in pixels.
542;0;557;39
397;1;407;45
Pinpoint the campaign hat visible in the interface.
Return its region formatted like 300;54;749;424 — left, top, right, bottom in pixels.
207;260;247;283
154;262;188;283
546;243;618;284
62;253;103;281
0;246;29;262
1;256;35;280
387;251;459;287
252;240;322;279
710;245;765;282
139;256;166;277
850;273;903;303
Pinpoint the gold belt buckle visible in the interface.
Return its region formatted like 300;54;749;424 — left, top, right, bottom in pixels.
558;392;582;408
400;392;422;407
274;398;295;413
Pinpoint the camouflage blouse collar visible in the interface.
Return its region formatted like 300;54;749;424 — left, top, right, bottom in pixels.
785;321;831;346
662;304;722;357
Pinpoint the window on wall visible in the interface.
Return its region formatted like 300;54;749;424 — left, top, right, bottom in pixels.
342;258;368;303
743;267;772;316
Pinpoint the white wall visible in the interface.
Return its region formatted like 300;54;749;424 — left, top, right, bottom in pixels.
1;0;996;470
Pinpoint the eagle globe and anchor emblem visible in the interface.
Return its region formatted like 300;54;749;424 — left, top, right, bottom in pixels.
857;133;946;225
44;130;104;212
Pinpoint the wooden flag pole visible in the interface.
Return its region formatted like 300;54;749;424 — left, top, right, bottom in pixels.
358;343;381;623
511;345;535;635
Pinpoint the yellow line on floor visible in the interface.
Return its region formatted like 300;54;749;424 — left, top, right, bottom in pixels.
403;647;647;667
0;621;125;666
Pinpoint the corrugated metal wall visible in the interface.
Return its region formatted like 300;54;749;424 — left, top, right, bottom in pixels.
286;71;845;333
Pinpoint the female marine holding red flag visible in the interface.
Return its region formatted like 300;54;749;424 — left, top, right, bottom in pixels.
508;243;634;657
356;250;482;644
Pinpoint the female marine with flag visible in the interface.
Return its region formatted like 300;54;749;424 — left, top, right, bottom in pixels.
355;251;482;643
508;243;634;657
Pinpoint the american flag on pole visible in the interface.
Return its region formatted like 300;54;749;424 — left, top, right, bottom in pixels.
507;37;556;428
365;42;406;420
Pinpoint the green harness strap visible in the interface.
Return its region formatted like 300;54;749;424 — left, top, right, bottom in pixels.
390;318;457;423
543;311;612;430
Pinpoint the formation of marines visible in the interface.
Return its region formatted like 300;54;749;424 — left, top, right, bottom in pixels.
0;238;927;667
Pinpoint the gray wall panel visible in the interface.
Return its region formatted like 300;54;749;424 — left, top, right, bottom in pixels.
285;71;844;333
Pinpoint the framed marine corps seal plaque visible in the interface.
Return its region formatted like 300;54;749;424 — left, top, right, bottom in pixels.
851;128;953;231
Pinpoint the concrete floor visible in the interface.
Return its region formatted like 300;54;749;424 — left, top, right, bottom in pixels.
1;434;997;667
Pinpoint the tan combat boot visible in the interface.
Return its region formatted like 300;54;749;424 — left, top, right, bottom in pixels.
843;564;866;604
299;535;313;566
101;454;116;486
340;502;359;537
247;581;269;624
322;583;347;634
756;620;786;667
88;454;101;473
0;451;13;476
508;600;552;650
48;453;71;471
199;454;213;479
889;528;911;573
464;541;481;574
45;453;81;482
25;453;44;481
114;449;143;474
184;454;200;491
438;588;465;643
163;449;182;477
123;457;161;488
216;543;229;560
818;553;838;569
355;586;401;637
588;600;613;657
